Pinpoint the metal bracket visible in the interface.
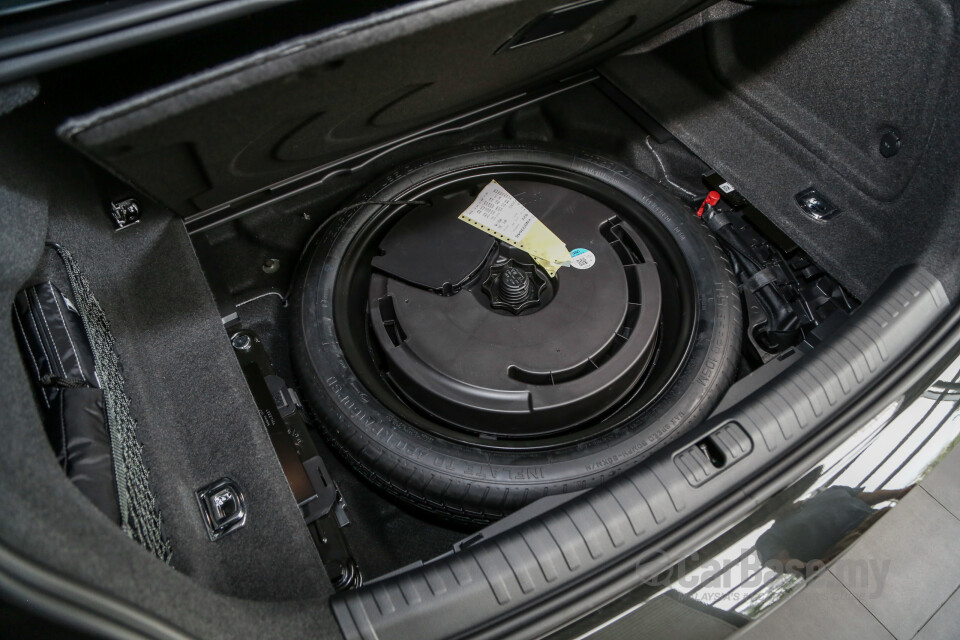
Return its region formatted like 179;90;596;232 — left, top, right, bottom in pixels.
108;198;141;230
230;329;362;590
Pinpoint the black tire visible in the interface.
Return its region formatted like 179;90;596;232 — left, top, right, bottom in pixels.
292;146;741;523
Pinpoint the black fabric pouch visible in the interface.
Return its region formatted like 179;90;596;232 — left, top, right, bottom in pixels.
13;281;120;523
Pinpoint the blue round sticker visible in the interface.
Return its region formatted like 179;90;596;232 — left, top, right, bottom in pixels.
569;248;595;270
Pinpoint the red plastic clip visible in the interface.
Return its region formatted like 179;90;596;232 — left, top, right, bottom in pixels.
697;190;722;218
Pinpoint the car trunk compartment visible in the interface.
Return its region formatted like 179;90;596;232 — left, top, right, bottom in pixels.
2;1;959;639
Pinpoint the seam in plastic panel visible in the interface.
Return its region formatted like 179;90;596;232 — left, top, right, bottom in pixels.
623;474;658;527
713;429;735;457
536;518;573;576
790;373;825;421
590;491;629;548
475;546;514;605
496;541;536;595
770;388;805;431
372;588;393;616
633;469;672;523
560;508;601;561
334;596;377;640
676;453;702;484
602;486;641;536
387;583;406;608
518;527;559;583
651;467;685;513
423;565;446;596
543;511;583;572
399;576;421;606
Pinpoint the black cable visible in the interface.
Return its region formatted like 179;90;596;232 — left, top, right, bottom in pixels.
330;199;430;217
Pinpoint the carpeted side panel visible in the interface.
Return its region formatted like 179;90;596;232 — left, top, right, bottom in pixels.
0;110;339;638
602;0;960;301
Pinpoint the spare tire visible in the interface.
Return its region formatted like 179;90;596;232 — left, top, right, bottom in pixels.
292;146;741;523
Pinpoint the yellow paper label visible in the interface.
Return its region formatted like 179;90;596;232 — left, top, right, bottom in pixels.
458;180;571;276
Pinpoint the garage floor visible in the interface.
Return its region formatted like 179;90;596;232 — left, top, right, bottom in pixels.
736;444;960;640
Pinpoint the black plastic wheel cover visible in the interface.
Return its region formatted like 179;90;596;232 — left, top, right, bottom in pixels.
366;178;663;438
331;161;700;450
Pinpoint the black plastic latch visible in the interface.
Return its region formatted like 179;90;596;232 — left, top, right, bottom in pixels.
265;374;299;419
675;422;752;487
300;455;341;524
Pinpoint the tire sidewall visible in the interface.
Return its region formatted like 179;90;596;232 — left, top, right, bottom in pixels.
292;145;740;519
